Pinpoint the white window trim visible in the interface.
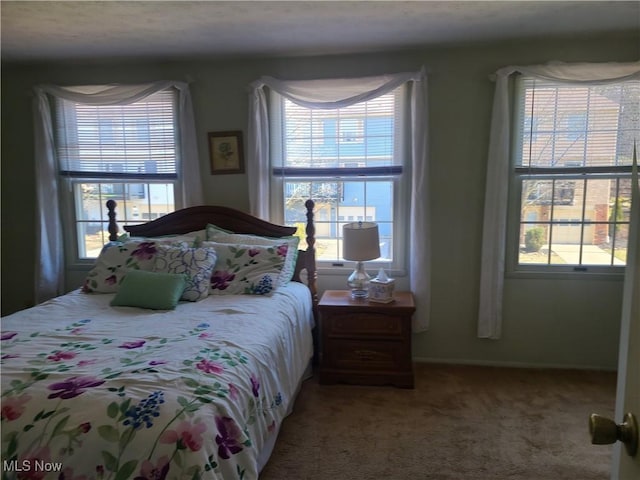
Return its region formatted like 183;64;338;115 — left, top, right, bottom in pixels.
267;88;409;273
505;76;636;277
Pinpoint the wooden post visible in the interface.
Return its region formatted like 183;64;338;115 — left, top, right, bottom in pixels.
106;200;118;242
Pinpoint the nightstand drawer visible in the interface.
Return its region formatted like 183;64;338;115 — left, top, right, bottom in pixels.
326;313;404;337
323;339;409;371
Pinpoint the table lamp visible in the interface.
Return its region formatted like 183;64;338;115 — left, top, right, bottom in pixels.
342;221;380;299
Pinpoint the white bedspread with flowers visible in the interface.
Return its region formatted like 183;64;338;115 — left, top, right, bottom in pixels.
1;283;313;480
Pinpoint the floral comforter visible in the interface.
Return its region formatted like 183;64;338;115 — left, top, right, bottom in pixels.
0;283;313;480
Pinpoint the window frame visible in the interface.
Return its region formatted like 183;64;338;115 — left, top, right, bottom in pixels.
53;88;184;265
506;75;636;278
267;87;410;276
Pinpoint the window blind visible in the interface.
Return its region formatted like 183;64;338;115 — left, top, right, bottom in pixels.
516;78;640;173
274;90;403;178
55;89;178;179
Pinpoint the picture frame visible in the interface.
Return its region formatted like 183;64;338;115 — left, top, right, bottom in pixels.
208;130;245;175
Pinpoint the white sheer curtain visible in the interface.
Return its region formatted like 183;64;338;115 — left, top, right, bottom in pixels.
478;62;640;339
33;81;203;304
248;69;432;331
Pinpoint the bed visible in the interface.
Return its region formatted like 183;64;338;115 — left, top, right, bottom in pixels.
1;200;317;480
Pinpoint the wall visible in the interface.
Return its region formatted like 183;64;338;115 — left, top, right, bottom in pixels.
2;32;638;369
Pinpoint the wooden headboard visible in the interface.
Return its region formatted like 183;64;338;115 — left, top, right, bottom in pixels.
105;199;317;306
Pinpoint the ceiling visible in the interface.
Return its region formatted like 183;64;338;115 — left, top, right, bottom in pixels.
1;1;638;63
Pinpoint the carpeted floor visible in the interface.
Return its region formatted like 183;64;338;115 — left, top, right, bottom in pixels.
260;363;616;480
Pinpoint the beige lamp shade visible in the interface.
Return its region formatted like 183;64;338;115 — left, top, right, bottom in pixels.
343;222;380;261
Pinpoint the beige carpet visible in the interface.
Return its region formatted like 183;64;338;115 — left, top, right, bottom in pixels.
260;363;616;480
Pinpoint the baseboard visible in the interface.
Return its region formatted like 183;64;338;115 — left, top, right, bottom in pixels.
412;356;617;372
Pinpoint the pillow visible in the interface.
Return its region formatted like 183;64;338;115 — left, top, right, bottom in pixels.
153;245;217;302
205;224;300;285
111;269;187;310
201;241;287;295
203;223;233;236
124;229;207;247
83;240;159;293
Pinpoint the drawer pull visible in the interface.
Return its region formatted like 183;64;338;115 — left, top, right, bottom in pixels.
354;349;379;361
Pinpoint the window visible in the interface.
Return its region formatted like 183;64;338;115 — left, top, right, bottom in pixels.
270;87;407;265
512;77;639;271
54;89;180;259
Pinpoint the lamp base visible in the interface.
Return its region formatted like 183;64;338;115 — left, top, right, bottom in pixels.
347;261;371;299
350;288;369;299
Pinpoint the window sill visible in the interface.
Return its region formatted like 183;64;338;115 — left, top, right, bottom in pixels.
317;264;407;278
506;267;625;281
67;261;95;271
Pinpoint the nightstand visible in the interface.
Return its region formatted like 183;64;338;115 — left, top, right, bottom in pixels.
318;290;415;388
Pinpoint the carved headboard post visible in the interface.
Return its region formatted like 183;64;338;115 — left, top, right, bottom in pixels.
304;199;318;308
106;200;119;242
304;199;316;252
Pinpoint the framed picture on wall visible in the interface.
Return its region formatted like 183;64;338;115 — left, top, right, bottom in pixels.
208;130;245;174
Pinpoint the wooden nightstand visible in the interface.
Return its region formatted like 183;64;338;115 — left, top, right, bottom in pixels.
318;290;415;388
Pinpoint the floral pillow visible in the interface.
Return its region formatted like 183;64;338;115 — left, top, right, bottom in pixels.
153;245;217;302
205;224;300;285
82;239;189;293
201;241;288;295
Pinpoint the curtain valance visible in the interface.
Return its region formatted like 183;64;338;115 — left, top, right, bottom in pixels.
250;70;423;109
35;81;185;105
493;61;640;83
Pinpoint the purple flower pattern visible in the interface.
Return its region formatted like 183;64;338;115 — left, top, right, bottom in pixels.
47;376;105;400
119;340;146;349
47;351;76;362
250;374;260;397
215;416;244;459
211;270;236;290
130;241;157;261
1;331;17;340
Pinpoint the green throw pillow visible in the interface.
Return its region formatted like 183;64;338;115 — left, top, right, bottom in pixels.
111;269;187;310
